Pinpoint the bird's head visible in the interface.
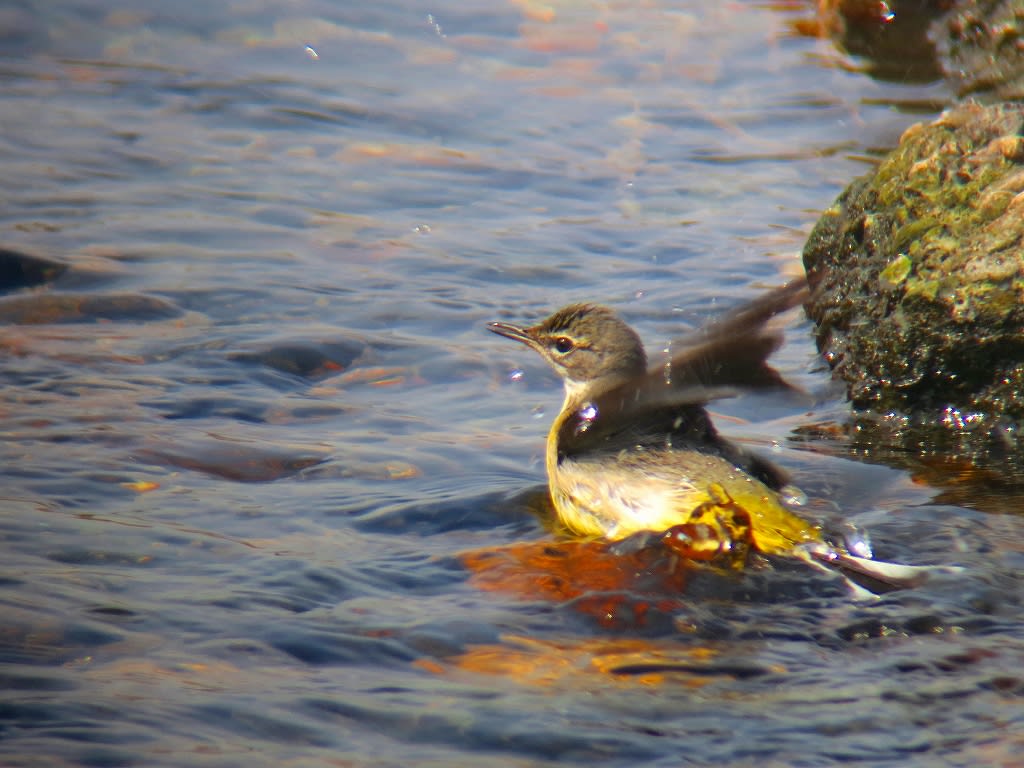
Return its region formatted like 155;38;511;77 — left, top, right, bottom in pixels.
488;303;647;398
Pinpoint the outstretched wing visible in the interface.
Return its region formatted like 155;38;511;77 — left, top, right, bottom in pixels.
662;277;808;394
556;279;808;478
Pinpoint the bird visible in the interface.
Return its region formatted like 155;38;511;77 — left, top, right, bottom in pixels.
488;280;949;589
487;279;817;555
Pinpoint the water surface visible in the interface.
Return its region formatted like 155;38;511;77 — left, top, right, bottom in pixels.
1;1;1021;766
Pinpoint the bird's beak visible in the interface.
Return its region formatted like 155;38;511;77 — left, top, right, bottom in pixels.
487;321;535;347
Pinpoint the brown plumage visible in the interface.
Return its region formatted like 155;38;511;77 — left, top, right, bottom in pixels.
488;280;817;550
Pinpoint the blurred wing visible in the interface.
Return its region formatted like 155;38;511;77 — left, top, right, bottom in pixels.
557;279;808;470
683;278;808;343
663;277;808;393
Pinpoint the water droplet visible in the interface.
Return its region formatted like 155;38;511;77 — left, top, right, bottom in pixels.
508;368;524;383
426;14;446;38
573;403;598;435
841;522;873;559
304;45;319;59
780;484;807;506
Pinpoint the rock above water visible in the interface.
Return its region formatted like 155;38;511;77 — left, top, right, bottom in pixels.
802;101;1024;454
938;0;1024;102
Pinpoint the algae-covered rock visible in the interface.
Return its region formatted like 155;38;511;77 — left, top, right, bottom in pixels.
803;101;1024;455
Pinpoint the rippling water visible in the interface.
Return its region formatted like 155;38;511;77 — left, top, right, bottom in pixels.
1;1;1021;766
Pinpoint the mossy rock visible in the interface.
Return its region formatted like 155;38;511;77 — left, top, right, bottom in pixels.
803;101;1024;458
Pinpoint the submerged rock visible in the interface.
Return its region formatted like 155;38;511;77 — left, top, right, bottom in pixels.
0;292;182;324
803;101;1024;458
230;338;368;380
0;248;68;292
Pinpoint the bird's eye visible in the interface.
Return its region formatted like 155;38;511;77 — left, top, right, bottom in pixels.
553;337;575;355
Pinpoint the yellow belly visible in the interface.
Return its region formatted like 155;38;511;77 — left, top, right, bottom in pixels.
547;443;820;556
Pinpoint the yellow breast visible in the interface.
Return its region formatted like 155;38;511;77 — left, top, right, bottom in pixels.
545;412;820;555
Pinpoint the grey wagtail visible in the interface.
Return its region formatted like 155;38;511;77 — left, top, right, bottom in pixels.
488;280;816;557
488;279;954;589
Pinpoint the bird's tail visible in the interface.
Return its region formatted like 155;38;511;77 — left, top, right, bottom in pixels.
797;541;963;599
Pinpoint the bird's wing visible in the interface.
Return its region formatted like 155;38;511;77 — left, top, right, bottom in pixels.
659;277;808;395
557;279;808;464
